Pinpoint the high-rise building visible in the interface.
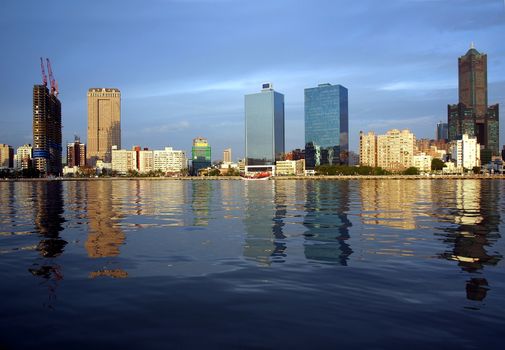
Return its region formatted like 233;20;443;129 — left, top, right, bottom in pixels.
0;144;14;168
87;88;121;166
223;148;232;163
245;83;285;166
67;136;86;168
359;131;377;167
33;84;62;175
377;129;415;171
304;83;348;168
14;144;32;170
436;121;448;141
191;137;211;175
448;45;499;155
451;134;480;170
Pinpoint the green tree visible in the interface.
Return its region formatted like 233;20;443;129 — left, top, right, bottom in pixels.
431;158;445;171
403;167;420;175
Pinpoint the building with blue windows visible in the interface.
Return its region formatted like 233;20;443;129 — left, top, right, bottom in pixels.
245;83;285;166
304;83;348;168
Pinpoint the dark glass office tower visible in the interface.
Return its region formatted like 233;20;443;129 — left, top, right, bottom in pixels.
33;85;62;175
436;122;448;141
448;45;499;155
245;83;285;166
304;83;348;169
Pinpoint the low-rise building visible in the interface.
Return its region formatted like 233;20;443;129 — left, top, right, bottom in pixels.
412;153;433;173
14;144;32;170
275;159;305;176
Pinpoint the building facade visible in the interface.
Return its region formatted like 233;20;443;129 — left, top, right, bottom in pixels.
412;153;433;173
275;159;305;176
14;144;32;170
0;144;14;169
245;83;285;166
377;129;415;171
67;136;86;168
359;131;377;167
153;147;187;174
111;147;136;175
87;88;121;166
448;45;499;155
451;134;480;170
33;85;62;175
191;137;211;175
305;83;348;168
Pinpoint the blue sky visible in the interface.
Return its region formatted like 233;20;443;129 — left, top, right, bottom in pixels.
0;0;504;160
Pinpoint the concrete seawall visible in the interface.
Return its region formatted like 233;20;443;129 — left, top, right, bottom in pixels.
2;174;505;182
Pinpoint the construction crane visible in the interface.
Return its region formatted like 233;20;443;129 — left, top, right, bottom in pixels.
46;58;58;96
40;57;47;86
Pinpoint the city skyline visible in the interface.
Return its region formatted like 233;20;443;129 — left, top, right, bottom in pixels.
0;0;504;158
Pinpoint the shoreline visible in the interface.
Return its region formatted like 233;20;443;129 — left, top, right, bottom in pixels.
2;174;505;182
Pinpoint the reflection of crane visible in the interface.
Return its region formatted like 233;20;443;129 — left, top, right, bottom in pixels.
40;57;47;86
46;58;58;96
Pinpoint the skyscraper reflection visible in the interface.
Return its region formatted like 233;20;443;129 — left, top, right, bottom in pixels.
28;181;66;307
85;181;127;278
243;181;287;265
303;181;352;265
435;180;502;301
33;181;67;258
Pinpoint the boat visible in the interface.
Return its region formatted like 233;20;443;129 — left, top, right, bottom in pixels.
241;171;271;180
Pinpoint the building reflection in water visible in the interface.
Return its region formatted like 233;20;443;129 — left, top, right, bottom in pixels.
28;181;67;307
191;181;213;226
243;181;287;265
360;179;419;230
436;180;502;301
303;181;352;265
85;181;127;278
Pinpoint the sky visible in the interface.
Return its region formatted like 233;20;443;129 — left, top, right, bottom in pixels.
0;0;504;160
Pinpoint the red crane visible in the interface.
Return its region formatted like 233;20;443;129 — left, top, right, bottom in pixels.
46;58;58;96
40;57;47;86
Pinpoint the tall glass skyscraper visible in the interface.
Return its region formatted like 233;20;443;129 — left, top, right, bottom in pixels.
304;83;348;168
245;83;285;166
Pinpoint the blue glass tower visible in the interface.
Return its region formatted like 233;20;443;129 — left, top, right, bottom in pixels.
304;83;348;168
245;83;285;165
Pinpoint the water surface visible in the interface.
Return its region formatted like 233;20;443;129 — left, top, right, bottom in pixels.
1;179;504;349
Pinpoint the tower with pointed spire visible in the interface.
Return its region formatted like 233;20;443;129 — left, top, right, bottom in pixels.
448;44;499;156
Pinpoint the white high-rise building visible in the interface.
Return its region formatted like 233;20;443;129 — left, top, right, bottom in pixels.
138;150;154;173
111;146;137;175
153;147;187;174
452;134;480;170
